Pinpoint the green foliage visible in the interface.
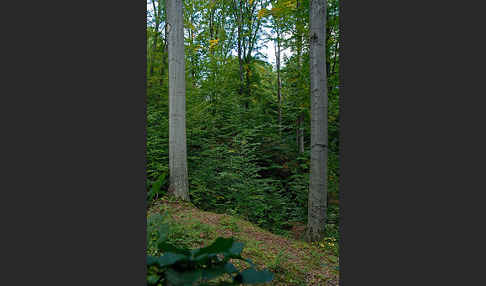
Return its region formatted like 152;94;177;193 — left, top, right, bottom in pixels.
268;250;288;273
148;172;168;202
220;216;240;233
147;213;273;286
146;0;340;241
147;212;170;256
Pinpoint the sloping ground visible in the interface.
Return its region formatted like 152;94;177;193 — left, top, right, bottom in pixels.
148;198;339;286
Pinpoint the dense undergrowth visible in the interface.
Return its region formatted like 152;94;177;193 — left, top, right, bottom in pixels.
147;198;339;285
147;96;339;241
146;0;340;244
147;82;339;240
147;210;274;286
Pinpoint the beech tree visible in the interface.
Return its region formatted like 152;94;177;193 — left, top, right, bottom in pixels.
306;0;328;242
166;0;190;201
147;0;340;244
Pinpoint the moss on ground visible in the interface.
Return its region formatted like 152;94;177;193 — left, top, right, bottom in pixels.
147;197;339;286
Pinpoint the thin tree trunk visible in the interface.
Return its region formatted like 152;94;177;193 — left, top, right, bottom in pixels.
306;0;327;242
296;116;300;148
330;39;338;76
298;113;304;153
275;36;282;135
149;32;158;78
295;0;304;151
296;0;303;69
150;0;161;78
245;59;251;109
189;3;196;88
235;3;244;99
330;37;339;94
238;31;244;102
159;24;169;86
159;48;166;87
167;0;190;201
296;114;304;153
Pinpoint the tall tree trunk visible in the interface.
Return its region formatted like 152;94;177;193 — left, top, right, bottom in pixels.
330;37;339;76
306;0;327;242
296;116;300;148
189;4;196;88
150;0;161;78
296;114;304;153
238;31;244;101
299;113;304;153
235;5;244;99
159;24;169;86
245;58;251;109
167;0;190;201
295;0;304;151
330;36;339;93
296;0;303;69
149;32;159;78
275;36;282;135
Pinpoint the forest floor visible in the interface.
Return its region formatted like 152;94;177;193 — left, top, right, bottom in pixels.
148;197;339;286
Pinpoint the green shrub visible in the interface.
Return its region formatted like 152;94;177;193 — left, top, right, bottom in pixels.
146;83;340;240
147;237;274;286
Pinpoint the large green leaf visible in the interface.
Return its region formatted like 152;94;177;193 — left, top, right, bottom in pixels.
147;255;159;266
223;262;238;274
165;268;202;286
146;274;161;285
234;268;274;284
147;173;167;201
158;241;191;256
156;252;188;267
151;173;167;194
228;241;244;256
199;282;236;286
200;262;238;281
193;237;235;257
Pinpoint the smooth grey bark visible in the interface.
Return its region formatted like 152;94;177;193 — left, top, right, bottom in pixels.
306;0;327;242
166;0;190;201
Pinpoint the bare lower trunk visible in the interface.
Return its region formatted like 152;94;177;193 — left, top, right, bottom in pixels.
236;13;244;100
275;37;282;135
159;49;166;87
167;0;190;201
159;25;168;86
245;61;251;109
296;0;303;69
150;34;158;77
297;113;304;153
299;114;304;153
296;116;300;149
149;0;160;78
306;0;327;242
238;54;244;98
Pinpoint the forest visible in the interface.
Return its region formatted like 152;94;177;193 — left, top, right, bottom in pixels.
146;0;340;285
